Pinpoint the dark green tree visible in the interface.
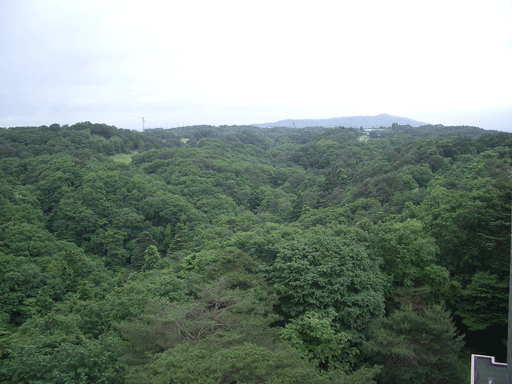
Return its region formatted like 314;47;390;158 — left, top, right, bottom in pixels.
363;303;466;384
130;232;156;270
456;271;509;331
0;335;126;384
287;191;304;222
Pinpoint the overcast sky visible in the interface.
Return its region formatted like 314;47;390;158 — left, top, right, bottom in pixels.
1;0;511;132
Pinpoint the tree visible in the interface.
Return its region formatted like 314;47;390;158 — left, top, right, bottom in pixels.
130;232;156;270
370;219;445;289
0;252;47;326
167;223;191;254
287;192;304;222
101;268;187;326
114;274;280;369
418;184;507;283
281;310;358;372
0;335;126;384
260;229;386;346
455;271;509;331
127;340;332;384
142;245;161;271
115;276;266;353
46;249;91;292
91;228;129;268
363;303;466;384
1;310;125;384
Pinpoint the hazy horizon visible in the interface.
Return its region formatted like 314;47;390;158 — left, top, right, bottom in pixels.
1;1;511;132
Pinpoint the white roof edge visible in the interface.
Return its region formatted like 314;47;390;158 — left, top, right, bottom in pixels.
471;354;508;384
472;354;508;366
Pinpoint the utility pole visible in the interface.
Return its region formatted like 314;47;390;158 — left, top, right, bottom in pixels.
142;117;145;131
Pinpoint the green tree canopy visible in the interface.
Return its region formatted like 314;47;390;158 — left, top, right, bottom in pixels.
363;303;466;384
260;229;386;344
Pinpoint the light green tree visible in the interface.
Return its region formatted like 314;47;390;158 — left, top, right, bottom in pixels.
281;310;358;372
261;229;386;346
142;245;161;271
370;219;444;288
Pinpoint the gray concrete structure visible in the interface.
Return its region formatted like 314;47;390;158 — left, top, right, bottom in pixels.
471;355;508;384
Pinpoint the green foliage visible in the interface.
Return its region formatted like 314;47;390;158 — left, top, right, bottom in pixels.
142;245;161;271
281;310;358;372
0;122;510;381
46;250;91;292
287;191;305;221
130;232;156;270
0;253;48;325
179;250;217;277
261;228;386;344
101;268;187;325
286;140;341;169
370;219;444;288
0;334;125;384
0;305;126;383
456;271;509;331
109;152;136;164
363;304;466;384
417;181;509;282
127;341;331;384
115;274;278;369
117;278;243;346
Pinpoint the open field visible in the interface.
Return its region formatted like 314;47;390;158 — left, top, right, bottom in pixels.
110;151;137;164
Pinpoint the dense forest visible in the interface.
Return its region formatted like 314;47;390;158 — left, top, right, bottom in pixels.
0;121;510;383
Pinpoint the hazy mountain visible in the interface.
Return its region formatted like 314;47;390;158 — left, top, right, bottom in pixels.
251;113;431;129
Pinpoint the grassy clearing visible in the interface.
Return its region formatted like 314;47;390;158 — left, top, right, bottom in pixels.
110;151;137;164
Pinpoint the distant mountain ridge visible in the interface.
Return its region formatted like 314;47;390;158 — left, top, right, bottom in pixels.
251;113;431;129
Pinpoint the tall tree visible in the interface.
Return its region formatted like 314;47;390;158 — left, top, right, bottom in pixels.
260;229;386;347
363;303;466;384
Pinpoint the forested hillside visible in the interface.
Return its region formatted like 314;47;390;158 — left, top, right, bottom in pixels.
0;121;510;383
